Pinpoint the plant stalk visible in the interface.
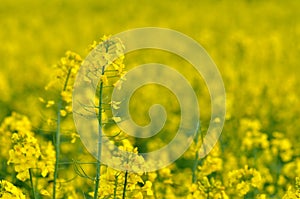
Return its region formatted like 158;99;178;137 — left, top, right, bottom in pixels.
192;122;202;183
122;171;128;199
53;68;72;199
113;174;119;199
29;169;36;199
93;65;105;199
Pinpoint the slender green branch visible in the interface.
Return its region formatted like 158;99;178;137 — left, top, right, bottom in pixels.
53;99;62;198
192;122;202;183
53;68;72;199
93;65;105;199
29;169;36;199
122;171;128;199
59;161;98;165
34;169;38;198
152;180;158;199
192;152;199;183
113;174;119;199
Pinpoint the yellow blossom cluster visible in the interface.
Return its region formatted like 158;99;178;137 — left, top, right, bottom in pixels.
91;139;153;199
283;177;300;199
41;50;82;117
241;119;269;151
0;180;26;199
3;113;55;185
7;117;55;182
0;112;31;160
8;128;41;181
86;35;126;85
227;165;262;196
188;178;228;199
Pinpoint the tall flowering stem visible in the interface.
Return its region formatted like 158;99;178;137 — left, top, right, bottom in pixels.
93;64;105;199
46;51;82;199
53;68;70;198
90;36;126;198
113;173;119;199
122;171;128;199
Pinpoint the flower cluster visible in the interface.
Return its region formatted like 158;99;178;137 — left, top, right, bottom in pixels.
270;132;293;163
241;119;269;151
91;139;153;199
104;139;146;173
283;177;300;198
7;114;55;182
198;145;223;176
8;127;41;181
0;112;31;160
41;50;82;117
227;165;262;196
188;178;228;199
0;180;26;199
86;35;125;85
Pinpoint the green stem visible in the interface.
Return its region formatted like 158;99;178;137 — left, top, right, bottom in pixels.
192;150;199;183
122;171;128;199
192;122;201;183
53;68;72;199
35;170;38;198
113;174;119;199
53;100;62;198
93;65;105;199
152;180;158;199
29;169;36;199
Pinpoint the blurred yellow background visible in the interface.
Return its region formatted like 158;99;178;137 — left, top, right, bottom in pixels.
1;0;299;120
